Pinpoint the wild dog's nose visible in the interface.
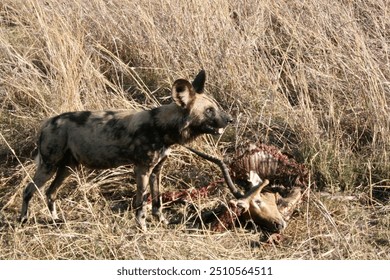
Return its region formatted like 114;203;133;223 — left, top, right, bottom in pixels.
226;114;234;124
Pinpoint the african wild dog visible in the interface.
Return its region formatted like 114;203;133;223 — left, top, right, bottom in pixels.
19;70;233;230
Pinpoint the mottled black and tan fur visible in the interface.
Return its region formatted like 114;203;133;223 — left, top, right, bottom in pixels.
19;70;233;230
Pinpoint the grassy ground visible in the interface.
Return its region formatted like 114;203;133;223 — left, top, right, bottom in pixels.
0;0;389;259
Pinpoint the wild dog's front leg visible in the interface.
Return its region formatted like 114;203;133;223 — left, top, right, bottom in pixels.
134;165;152;231
149;156;168;225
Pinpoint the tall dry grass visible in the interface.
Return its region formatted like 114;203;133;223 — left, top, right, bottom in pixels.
0;0;389;259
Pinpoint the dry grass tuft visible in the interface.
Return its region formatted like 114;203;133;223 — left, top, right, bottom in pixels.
0;0;389;259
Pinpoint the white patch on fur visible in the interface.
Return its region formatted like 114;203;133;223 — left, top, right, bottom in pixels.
34;153;41;165
217;128;225;134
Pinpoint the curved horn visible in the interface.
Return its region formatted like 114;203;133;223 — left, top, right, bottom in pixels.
185;146;244;199
254;179;269;196
245;178;270;199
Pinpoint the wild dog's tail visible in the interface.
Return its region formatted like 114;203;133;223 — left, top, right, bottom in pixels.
31;147;41;166
33;121;49;166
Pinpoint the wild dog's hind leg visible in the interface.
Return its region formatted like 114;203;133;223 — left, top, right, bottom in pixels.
19;162;56;223
134;165;152;231
150;156;168;225
45;163;75;221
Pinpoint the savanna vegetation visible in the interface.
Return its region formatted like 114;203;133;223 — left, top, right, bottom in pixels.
0;0;389;259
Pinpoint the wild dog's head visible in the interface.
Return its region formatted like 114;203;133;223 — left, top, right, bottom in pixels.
172;70;233;140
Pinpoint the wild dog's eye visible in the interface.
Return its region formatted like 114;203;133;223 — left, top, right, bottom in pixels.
205;107;215;117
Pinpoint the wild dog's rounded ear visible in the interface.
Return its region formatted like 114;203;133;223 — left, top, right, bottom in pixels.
172;79;196;108
192;70;206;93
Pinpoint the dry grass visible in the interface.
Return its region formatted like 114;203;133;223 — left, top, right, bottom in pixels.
0;0;389;259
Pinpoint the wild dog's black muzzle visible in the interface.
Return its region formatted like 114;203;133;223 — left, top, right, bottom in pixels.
221;112;233;126
225;114;233;124
211;112;233;135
